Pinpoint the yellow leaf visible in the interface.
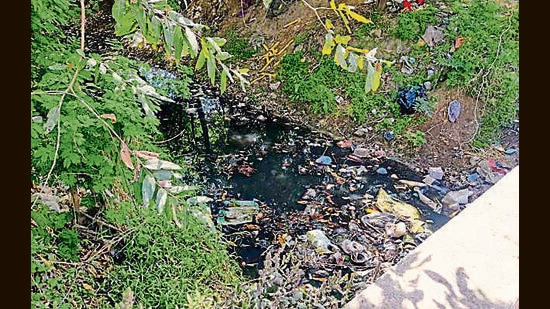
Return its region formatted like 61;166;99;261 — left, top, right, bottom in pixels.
330;0;336;11
357;56;364;70
325;18;334;30
345;7;372;24
322;33;335;55
83;283;94;291
334;34;351;45
372;62;383;92
238;68;250;74
346;46;370;54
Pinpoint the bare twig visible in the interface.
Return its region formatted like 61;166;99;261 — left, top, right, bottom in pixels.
80;0;85;50
300;0;330;31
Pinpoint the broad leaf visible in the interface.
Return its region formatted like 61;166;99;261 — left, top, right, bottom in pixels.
325;19;334;30
44;107;60;134
365;61;375;93
334;44;348;70
345;7;372;24
120;142;134;170
153;170;173;181
168;185;197;194
155;188;168;214
196;48;207;70
347;52;359;73
142;174;156;208
220;68;228;94
143;158;183;170
372;62;382;92
133;150;159;160
184;27;199;57
173;26;184;63
207;54;216;85
322;33;335;55
334;35;351;45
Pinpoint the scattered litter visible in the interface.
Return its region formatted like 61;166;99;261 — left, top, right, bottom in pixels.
217;200;259;226
315;155;332;165
385;222;408;238
352;147;369;158
447;100;461;123
428;167;444;180
384;131;395;141
421;25;445;48
441;189;472;206
397;85;427;115
306;229;336;254
376;188;421;220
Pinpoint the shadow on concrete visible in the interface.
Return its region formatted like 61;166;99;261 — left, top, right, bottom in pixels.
345;252;514;309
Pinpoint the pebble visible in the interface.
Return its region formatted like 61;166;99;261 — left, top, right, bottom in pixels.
376;167;388;175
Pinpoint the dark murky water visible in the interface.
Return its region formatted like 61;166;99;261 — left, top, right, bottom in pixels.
151;73;450;277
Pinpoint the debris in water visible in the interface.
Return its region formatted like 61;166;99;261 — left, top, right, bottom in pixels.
217;200;260;226
306;229;336;254
315;155;332;165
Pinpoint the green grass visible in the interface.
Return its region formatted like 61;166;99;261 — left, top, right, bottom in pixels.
31;196;244;308
393;4;438;41
223;29;259;62
435;0;519;147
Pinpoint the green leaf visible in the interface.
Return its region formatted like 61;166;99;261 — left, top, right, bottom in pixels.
163;21;175;57
142;174;156;208
44;106;60;134
196;48;207;70
155;188;168;214
151;16;163;43
220;68;228;94
173;26;184;63
210;37;226;47
207;54;216;85
184;27;199;57
114;12;138;36
112;0;126;22
215;51;231;61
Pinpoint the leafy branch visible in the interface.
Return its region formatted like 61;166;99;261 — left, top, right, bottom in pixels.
112;0;249;94
302;0;393;93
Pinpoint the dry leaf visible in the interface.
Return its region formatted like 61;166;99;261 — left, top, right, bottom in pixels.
454;37;465;49
120;142;134;170
133;150;159;160
100;113;117;124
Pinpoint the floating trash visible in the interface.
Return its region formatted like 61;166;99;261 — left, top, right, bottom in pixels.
217;200;260;226
315;155;332;165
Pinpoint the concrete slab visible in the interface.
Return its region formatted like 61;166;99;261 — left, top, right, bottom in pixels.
345;167;519;309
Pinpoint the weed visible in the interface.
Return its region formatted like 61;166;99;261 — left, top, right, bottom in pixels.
293;32;309;45
224;29;259;61
403;130;427;147
393;5;438;41
436;0;519;147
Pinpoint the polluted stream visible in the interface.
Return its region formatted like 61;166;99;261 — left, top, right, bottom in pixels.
148;68;469;306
